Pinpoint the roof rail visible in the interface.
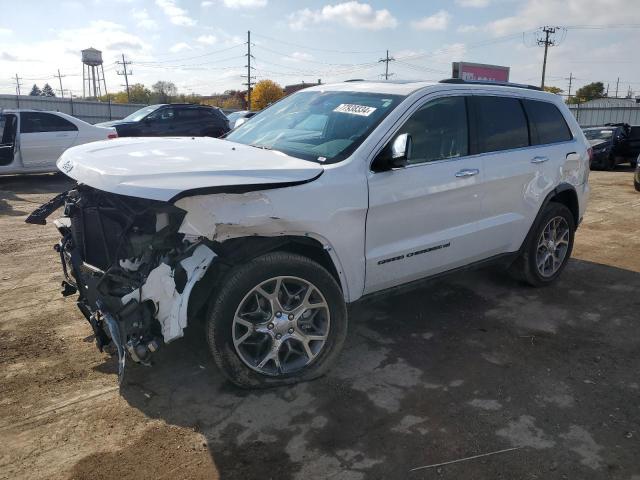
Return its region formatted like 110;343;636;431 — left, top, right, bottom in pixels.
439;78;542;91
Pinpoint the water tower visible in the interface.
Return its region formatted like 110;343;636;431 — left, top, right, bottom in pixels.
82;48;108;98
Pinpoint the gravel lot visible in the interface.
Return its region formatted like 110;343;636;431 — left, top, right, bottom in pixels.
1;169;639;480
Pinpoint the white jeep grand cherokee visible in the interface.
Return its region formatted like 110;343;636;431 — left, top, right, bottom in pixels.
28;79;590;388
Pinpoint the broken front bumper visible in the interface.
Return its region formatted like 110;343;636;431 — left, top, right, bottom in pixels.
27;188;217;383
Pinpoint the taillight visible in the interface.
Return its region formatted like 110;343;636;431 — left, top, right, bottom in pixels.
107;132;118;139
587;147;593;166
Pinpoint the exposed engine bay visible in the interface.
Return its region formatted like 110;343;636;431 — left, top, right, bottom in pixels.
26;185;218;382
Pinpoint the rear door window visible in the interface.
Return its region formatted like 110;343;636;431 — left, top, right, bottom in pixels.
472;96;529;153
20;112;78;133
523;99;572;145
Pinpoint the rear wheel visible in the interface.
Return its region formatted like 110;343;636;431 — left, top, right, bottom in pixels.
605;154;616;171
511;202;575;287
206;252;347;388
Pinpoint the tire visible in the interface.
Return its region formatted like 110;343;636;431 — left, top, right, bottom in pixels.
206;252;348;388
630;158;638;169
510;202;575;287
634;180;640;192
605;154;616;171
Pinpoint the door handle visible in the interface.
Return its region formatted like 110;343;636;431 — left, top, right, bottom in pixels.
531;156;549;164
455;168;479;178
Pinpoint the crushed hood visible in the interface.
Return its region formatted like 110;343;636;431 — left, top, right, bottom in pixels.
57;137;323;202
588;139;610;148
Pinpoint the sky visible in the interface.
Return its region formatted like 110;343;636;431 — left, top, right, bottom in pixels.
0;0;639;98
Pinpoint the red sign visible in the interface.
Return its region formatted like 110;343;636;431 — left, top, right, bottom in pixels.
452;62;510;82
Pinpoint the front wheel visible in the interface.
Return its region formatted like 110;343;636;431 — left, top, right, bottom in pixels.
510;202;575;287
206;252;348;388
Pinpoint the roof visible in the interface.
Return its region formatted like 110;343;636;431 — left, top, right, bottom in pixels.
303;79;557;99
304;80;437;96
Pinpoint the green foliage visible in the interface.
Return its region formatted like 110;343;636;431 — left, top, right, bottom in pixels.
29;84;42;96
543;86;563;95
567;82;605;104
41;83;56;97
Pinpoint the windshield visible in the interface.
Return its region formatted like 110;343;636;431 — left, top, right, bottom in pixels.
226;91;403;163
583;129;614;140
122;105;163;122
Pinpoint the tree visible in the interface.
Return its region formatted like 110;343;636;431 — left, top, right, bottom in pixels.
568;81;605;104
29;84;42;96
250;80;284;110
152;81;177;103
41;83;56;97
126;83;152;104
543;86;563;95
221;96;244;110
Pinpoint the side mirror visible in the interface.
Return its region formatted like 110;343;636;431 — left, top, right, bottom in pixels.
372;133;412;172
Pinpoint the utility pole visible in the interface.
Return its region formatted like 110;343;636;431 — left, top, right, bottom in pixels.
615;77;620;98
378;50;395;80
116;54;133;102
55;69;66;98
537;26;559;89
606;83;609;96
566;72;573;100
242;30;255;110
14;73;22;96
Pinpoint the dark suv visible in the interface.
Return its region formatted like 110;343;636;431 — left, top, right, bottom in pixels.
97;104;230;138
583;123;640;170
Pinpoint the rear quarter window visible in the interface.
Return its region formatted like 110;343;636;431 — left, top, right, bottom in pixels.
523;99;572;145
20;112;78;133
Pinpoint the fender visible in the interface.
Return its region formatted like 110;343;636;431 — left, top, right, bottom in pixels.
518;182;579;254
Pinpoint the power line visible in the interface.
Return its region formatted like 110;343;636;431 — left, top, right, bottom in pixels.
135;43;245;65
116;54;133;101
251;32;380;54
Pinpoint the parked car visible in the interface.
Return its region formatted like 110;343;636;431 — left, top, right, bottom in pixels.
0;109;117;175
627;125;640;168
96;104;230;138
27;79;590;388
582;123;639;170
226;110;257;129
634;154;640;191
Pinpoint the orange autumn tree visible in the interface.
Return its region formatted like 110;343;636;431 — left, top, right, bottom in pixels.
250;80;284;110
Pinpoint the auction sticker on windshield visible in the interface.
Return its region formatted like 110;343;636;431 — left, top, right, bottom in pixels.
333;104;377;116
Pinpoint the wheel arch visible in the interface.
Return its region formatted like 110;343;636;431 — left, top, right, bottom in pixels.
188;234;349;321
519;183;579;254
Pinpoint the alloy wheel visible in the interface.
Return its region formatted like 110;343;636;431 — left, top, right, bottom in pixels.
232;276;330;376
536;216;570;278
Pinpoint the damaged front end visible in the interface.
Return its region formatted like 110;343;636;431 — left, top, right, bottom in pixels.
26;185;217;382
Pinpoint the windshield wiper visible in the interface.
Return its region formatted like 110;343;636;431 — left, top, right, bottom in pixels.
249;143;272;150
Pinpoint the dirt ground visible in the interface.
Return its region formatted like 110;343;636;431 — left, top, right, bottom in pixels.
1;169;639;480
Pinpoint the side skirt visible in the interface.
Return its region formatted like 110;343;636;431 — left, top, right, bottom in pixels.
354;251;518;304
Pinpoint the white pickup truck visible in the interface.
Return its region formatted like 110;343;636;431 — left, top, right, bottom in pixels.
0;109;116;174
28;79;590;388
